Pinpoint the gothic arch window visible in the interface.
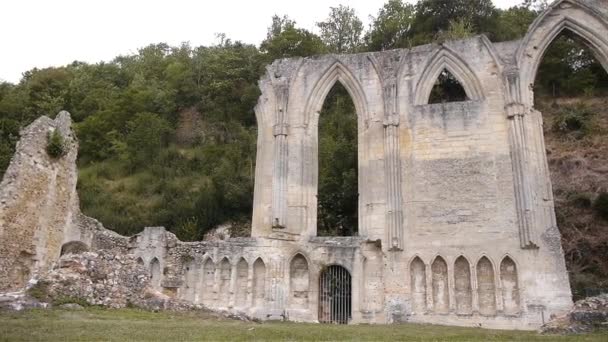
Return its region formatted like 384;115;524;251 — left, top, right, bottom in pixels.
428;69;469;104
317;81;358;237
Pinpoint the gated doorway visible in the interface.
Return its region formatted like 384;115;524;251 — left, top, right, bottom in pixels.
318;265;352;324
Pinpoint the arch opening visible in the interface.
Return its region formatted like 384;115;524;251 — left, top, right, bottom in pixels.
428;69;469;104
533;26;608;299
317;81;359;237
181;259;198;300
318;265;352;324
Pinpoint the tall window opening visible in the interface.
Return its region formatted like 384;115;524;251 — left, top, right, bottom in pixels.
535;29;608;300
317;81;358;237
428;69;468;104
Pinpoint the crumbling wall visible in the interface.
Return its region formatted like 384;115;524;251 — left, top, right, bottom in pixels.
0;112;81;291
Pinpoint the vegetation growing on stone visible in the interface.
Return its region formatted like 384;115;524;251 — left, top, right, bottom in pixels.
46;130;66;158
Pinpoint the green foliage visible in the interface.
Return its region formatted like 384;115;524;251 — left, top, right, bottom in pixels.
551;103;595;138
260;15;326;60
27;281;50;301
52;296;91;307
411;0;499;44
46;130;66;158
594;193;608;221
433;19;475;43
536;32;608;98
365;0;415;51
317;5;364;53
428;69;468;103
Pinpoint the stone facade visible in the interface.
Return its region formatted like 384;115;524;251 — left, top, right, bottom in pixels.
1;0;607;331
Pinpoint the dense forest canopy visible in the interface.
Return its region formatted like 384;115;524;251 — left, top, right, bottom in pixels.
0;0;607;295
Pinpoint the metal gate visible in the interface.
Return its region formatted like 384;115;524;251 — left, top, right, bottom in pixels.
318;265;352;324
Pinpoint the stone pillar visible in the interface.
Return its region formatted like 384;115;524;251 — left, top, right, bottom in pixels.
271;85;289;230
383;82;404;251
505;69;538;249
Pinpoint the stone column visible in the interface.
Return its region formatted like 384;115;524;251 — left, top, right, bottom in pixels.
383;82;404;251
271;85;289;230
505;69;537;249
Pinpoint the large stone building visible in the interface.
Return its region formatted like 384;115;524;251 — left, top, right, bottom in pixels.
1;0;607;330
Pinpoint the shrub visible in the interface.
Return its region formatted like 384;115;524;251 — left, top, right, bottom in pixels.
551;103;595;138
594;193;608;220
46;130;66;158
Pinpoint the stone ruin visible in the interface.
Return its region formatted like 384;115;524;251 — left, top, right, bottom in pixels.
1;0;607;331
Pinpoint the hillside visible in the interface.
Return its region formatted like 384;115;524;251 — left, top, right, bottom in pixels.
538;96;608;299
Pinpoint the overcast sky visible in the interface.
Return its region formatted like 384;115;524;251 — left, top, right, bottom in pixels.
1;0;522;83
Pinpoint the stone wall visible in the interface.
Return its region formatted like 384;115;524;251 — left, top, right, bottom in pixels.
1;0;606;331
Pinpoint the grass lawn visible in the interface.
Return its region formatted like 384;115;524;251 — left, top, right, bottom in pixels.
0;308;606;341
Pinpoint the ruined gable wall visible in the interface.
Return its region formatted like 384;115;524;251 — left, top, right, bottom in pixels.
0;112;80;291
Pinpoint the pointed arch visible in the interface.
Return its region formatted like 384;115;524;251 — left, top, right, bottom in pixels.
414;47;484;105
253;257;267;307
201;257;216;304
476;256;497;315
500;256;521;315
517;0;608;103
431;256;449;314
235;257;248;307
304;60;370;129
454;256;473;315
218;257;231;306
410;256;427;313
149;257;161;290
289;253;310;309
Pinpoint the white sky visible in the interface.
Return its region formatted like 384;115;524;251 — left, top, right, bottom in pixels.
0;0;521;83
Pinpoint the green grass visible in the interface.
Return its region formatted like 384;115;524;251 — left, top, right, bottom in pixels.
0;308;606;341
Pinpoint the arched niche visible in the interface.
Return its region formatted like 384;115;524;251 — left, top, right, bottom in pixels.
289;253;310;309
201;258;215;304
410;256;427;314
414;47;484;105
517;0;608;104
235;258;248;307
431;256;449;314
454;256;472;315
500;256;521;315
253;258;266;307
181;258;198;301
476;256;497;316
150;258;161;290
219;258;232;306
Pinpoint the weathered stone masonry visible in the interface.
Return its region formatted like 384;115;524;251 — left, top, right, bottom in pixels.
1;0;607;331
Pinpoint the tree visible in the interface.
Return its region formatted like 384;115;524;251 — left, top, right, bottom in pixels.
493;5;537;42
365;0;415;51
411;0;499;44
260;15;326;60
125;112;173;167
317;5;364;54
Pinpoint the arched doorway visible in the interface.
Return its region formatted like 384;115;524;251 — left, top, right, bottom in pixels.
318;265;351;324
